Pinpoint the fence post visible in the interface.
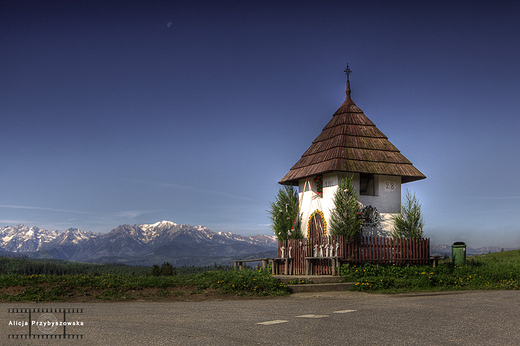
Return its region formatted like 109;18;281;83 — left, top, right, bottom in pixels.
276;236;431;274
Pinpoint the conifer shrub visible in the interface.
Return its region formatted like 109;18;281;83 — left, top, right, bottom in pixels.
392;190;425;239
329;175;363;240
268;186;303;241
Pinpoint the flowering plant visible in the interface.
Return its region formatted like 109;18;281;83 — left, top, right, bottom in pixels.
314;175;323;197
307;209;327;238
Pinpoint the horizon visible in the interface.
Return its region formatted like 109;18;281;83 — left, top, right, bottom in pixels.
1;221;518;250
1;1;519;249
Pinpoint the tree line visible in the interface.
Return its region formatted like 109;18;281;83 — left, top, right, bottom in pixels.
0;257;233;276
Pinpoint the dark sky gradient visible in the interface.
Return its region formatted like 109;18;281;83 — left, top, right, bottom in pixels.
1;0;519;247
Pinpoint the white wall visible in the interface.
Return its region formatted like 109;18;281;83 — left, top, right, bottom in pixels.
298;172;402;238
358;175;401;213
362;213;397;237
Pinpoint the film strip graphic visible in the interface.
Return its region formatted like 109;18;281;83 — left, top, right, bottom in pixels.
8;308;84;339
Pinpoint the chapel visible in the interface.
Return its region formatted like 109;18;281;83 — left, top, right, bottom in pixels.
279;66;425;238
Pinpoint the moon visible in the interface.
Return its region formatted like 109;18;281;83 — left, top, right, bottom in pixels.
167;22;173;28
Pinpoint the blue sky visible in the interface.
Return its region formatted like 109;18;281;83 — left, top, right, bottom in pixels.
1;0;519;248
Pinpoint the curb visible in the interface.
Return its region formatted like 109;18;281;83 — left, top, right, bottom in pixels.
287;283;354;293
273;275;344;284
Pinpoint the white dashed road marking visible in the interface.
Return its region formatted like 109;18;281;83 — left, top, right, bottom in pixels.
333;310;357;313
258;310;356;325
295;314;329;318
257;320;289;325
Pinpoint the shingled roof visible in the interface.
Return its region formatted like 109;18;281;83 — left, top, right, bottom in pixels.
279;81;426;186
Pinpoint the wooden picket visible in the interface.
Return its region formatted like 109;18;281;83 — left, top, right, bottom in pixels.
275;236;430;275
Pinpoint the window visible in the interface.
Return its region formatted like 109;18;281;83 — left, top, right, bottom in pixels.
359;173;375;196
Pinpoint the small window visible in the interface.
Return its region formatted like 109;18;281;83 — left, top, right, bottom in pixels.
360;173;375;196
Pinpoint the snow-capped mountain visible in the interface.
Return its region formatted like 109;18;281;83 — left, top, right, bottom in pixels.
0;222;277;267
0;225;96;253
216;231;278;247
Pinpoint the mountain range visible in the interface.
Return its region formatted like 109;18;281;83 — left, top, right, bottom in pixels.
430;244;517;257
1;222;514;266
0;222;278;267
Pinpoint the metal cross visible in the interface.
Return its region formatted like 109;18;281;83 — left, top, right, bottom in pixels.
343;64;352;81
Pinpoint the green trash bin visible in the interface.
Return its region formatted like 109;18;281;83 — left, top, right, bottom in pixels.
452;242;466;266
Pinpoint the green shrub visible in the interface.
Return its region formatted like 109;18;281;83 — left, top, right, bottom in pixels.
342;258;520;293
0;268;289;301
268;186;303;240
392;190;424;239
329;175;363;239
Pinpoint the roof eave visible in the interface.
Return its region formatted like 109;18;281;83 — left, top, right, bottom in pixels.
279;169;426;186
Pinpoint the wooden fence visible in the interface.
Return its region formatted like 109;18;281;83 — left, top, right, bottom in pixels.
275;236;430;275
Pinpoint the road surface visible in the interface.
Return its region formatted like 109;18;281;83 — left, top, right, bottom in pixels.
2;290;519;345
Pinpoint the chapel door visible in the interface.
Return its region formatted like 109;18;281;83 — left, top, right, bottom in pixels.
308;212;324;243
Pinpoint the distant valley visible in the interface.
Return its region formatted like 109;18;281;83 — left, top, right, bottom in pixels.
0;222;277;267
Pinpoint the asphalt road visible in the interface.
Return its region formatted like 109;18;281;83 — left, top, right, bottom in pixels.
2;290;520;345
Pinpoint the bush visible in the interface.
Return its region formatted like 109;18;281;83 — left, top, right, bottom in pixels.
151;264;161;276
392;190;424;239
268;186;303;240
341;259;520;293
329;175;363;239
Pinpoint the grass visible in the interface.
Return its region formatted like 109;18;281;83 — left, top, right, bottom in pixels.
0;269;290;302
341;249;520;293
5;250;520;301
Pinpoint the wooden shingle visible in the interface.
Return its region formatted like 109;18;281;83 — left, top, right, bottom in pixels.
279;82;426;185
